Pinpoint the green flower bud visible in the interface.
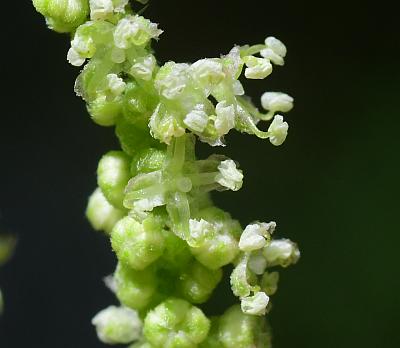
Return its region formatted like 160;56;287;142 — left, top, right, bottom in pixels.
230;254;253;298
218;305;271;348
131;148;167;177
111;215;165;270
88;96;123;126
97;151;131;209
198;317;221;348
92;305;142;344
115;117;159;156
115;262;157;311
32;0;89;33
189;207;241;270
178;261;222;304
86;188;125;234
158;228;192;273
144;298;210;348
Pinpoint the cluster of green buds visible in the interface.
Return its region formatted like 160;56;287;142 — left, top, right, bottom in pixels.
33;0;299;346
0;235;16;314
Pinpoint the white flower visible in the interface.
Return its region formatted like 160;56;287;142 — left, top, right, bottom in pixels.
106;74;126;96
215;101;235;136
190;59;225;92
155;63;190;100
265;36;287;57
261;92;294;113
216;159;243;191
130;55;157;81
184;105;209;132
239;221;276;252
92;306;142;344
261;36;287;66
241;292;270;316
263;239;300;267
268;115;288;146
244;56;272;79
67;25;95;66
189;218;215;244
114;15;162;49
67;47;85;66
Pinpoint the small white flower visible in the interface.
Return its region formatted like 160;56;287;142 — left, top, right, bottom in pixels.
265;36;287;57
241;292;270;316
190;59;225;91
114;15;162;49
244;56;273;79
261;37;287;66
155;63;190;100
268;115;288;146
239;221;276;252
215;101;235;136
189;218;215;244
130;55;156;81
216;159;243;191
92;306;142;344
106;74;126;96
263;239;300;267
261;92;294;113
184;105;209;132
67;47;85;66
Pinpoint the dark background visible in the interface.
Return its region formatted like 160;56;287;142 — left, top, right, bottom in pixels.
1;1;399;347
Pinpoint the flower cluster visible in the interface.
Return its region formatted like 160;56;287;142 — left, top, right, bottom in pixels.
33;0;299;347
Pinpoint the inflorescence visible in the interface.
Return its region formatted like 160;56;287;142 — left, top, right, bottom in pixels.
33;1;299;346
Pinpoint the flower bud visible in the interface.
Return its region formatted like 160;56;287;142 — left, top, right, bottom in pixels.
92;306;142;344
97;151;131;209
111;215;165;270
86;188;125;234
144;298;210;347
32;0;89;33
114;262;157;310
178;261;222;304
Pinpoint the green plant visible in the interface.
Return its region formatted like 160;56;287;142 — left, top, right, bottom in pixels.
32;1;299;346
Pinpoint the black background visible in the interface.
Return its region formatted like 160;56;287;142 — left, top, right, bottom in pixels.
1;1;399;347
